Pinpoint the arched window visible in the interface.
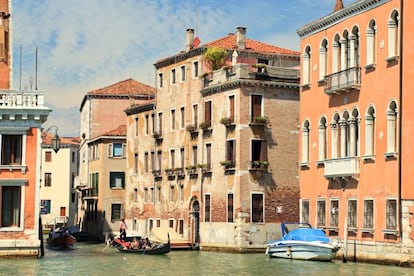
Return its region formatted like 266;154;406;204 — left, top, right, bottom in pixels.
340;31;349;71
301;120;310;164
332;34;341;73
388;10;399;59
319;39;328;81
365;106;375;157
350;26;360;68
386;101;397;154
366;20;376;66
303;46;311;85
318;117;327;161
330;114;340;158
350;109;359;157
340;111;350;157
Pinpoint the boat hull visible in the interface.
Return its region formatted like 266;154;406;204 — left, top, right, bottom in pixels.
46;234;76;250
266;241;337;261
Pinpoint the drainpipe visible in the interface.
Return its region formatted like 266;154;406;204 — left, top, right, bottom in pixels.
398;0;403;240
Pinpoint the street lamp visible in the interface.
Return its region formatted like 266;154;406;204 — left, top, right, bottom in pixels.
45;125;61;153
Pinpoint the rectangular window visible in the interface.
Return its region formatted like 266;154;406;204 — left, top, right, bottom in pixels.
40;199;51;214
180;107;185;129
226;140;236;166
227;193;234;223
205;194;211;222
134;188;137;203
144;152;149;173
251;94;263;121
206;143;211;170
145;115;149;135
91;172;99;196
158;113;163;135
156;219;161;228
151;113;155;134
71;151;76;163
193;61;199;77
135;117;139;137
179;219;184;236
301;200;310;223
317;200;326;227
170;149;175;169
193;104;198;127
330;199;339;227
386;199;397;230
134;153;138;174
179;184;184;202
2;186;21;227
192;146;198;166
348;199;357;228
252;193;264;223
151;151;155;172
111;204;122;222
169;219;174;228
364;199;374;229
204;101;212;127
45;151;52;162
44;172;52;187
171;109;176;130
229;95;235;122
158;72;163;88
180;147;185;169
181;65;186;81
251;139;267;162
156;186;161;203
149;219;154;232
157;150;162;172
109;143;124;158
110;172;125;188
171;68;176;84
144;188;148;202
1;134;22;165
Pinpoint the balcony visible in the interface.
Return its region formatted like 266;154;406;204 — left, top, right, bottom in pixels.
249;160;269;171
324;67;361;95
324;157;360;179
249;116;268;127
0;90;46;108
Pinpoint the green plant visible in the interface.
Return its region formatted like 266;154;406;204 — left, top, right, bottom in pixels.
185;165;196;171
220;160;232;166
186;124;197;132
253;116;268;124
199;121;211;129
203;47;227;70
197;163;208;169
220;117;232;125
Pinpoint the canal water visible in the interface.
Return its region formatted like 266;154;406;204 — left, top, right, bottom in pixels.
0;242;412;276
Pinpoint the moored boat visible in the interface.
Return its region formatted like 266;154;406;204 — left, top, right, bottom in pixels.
265;223;341;261
46;227;77;250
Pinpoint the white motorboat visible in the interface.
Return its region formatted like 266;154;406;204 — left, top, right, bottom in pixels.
265;223;341;261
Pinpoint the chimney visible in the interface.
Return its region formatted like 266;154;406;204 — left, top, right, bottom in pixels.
186;28;195;52
334;0;344;12
236;26;246;50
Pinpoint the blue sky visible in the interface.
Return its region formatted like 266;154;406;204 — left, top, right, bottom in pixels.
11;0;353;136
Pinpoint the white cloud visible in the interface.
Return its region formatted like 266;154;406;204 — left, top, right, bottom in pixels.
11;0;347;136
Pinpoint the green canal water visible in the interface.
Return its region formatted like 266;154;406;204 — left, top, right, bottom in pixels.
0;243;412;276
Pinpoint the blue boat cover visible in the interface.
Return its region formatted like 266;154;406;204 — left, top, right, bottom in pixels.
281;228;330;243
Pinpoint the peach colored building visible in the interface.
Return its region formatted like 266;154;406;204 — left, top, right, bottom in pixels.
298;0;414;265
124;27;300;250
78;79;155;239
0;0;53;257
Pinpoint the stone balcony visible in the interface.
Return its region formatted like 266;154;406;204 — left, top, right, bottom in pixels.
202;64;299;89
0;89;51;122
324;67;361;95
324;156;360;179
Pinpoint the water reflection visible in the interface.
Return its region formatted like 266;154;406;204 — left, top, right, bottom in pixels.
0;243;412;276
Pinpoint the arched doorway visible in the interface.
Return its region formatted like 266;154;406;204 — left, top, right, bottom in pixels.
189;197;200;248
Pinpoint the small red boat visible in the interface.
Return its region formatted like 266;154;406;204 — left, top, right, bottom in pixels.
46;227;77;250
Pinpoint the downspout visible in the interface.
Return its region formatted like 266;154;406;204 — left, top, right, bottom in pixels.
398;0;403;240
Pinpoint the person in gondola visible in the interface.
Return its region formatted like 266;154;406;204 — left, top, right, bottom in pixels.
119;218;127;241
130;237;139;249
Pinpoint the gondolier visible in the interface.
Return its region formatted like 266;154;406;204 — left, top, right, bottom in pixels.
119;218;127;240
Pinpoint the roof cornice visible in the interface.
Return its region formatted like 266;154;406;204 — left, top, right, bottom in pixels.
297;0;390;38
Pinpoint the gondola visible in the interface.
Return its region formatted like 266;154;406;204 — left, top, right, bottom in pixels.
111;234;170;255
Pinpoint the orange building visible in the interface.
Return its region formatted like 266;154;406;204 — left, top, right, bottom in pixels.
297;0;414;264
0;0;52;257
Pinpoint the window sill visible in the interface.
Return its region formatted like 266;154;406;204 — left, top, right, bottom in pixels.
347;227;358;233
382;229;398;235
384;152;397;159
362;155;375;162
385;56;399;63
299;162;309;168
364;63;376;70
316;160;325;167
0;165;27;174
0;226;23;232
300;83;311;89
317;79;326;85
110;187;124;190
361;228;374;233
326;227;339;232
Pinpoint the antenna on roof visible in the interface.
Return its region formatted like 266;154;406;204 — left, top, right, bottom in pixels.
35;45;38;90
195;0;199;37
19;45;22;91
